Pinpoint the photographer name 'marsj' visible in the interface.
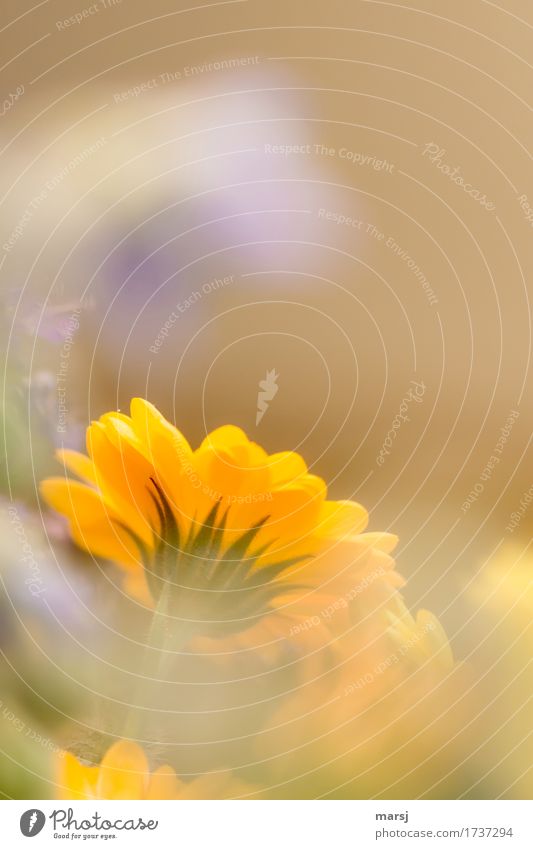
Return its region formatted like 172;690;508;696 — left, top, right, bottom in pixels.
50;808;158;835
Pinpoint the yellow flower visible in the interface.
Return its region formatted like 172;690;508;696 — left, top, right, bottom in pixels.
254;600;460;798
463;546;533;799
56;740;249;799
40;399;398;649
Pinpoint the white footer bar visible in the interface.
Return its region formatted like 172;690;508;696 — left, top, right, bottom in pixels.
3;799;531;848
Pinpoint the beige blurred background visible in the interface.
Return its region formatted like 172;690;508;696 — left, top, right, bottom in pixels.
1;0;531;658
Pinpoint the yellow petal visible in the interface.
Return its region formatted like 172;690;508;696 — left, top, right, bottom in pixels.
100;412;150;459
198;425;249;452
40;477;143;572
178;771;249;799
40;476;114;522
266;451;308;486
267;475;327;533
96;740;149;800
55;449;97;485
146;765;183;799
316;499;369;539
130;397;195;532
416;609;454;670
86;422;155;546
56;752;98;800
130;398;193;466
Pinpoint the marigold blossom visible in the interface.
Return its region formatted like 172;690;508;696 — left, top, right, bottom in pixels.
41;399;399;651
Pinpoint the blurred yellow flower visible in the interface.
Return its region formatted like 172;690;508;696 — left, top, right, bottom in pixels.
463;546;533;799
40;399;399;650
39;400;463;798
255;601;460;798
56;740;249;799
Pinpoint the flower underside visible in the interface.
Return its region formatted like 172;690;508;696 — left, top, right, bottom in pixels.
121;477;310;636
